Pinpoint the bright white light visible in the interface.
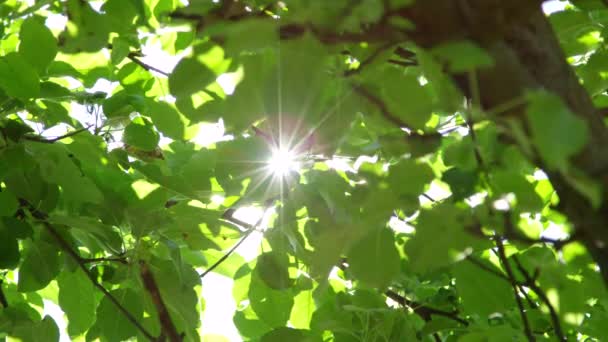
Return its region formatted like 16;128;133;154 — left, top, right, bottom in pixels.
268;148;300;177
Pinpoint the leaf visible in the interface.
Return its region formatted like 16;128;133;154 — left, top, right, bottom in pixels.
452;259;515;318
146;99;187;140
148;258;201;337
431;40;494;72
0;190;19;217
26;142;103;205
169;57;216;98
381;72;434;129
249;271;294;328
12;316;59;342
89;288;143;342
57;269;97;336
103;91;145;118
261;327;320;342
0;223;20;269
404;204;485;272
347;228;400;289
123;116;160;151
0;52;40;100
526;91;588;170
387;159;434;196
256;251;292;290
18;238;61;292
19;17;58;73
442;167;478;201
110;36;131;65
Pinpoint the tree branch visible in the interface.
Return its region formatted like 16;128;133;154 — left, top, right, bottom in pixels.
384;289;469;326
139;261;182;342
338;259;468;327
512;255;565;341
24;203;156;341
82;256;128;265
199;228;255;279
0;280;8;308
23;125;93;144
128;53;170;77
467;255;538;309
200;206;269;279
494;237;535;342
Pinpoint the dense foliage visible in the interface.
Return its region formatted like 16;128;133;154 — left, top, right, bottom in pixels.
1;0;608;341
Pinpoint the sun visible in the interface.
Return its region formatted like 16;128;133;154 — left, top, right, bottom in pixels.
268;147;300;177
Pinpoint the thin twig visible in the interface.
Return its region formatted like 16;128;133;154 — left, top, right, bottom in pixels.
466;256;508;281
199;228;255;279
128;54;170;77
24;125;93;144
512;256;565;341
467;255;538;309
140;261;182;342
82;256;128;265
385;289;469;326
338;259;468;327
494;238;535;342
200;206;270;279
351;83;409;129
24;204;156;341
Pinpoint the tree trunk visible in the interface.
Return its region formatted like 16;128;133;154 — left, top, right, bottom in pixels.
400;1;608;282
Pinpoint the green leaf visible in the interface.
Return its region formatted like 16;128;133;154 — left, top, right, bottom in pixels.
19;17;58;73
169;57;216;98
452;259;515;318
57;269;97;336
0;223;20;269
249;271;294;328
110;36;131;65
256;251;292;290
404;204;484;272
18;238;61;292
526;91;588;169
0;52;40;100
387;159;434;196
442;167;477;201
431;40;494;72
12;316;59;342
89;288;143;342
146;99;187;140
148;258;201;337
123;116;160;151
102;91;145;118
261;327;320;342
381;72;434;129
26;142;103;205
347;228;400;289
0;190;19;217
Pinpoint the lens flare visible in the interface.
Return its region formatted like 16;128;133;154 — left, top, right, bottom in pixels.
268;147;300;177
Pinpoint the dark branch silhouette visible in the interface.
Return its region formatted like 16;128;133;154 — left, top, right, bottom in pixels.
24;125;93;144
494;237;535;341
0;280;8;308
140;261;182;342
513;256;565;341
24;202;156;341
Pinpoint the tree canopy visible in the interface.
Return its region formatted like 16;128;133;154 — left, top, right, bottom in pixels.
1;0;608;341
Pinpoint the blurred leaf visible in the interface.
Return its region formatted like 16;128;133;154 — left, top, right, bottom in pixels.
19;17;58;74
